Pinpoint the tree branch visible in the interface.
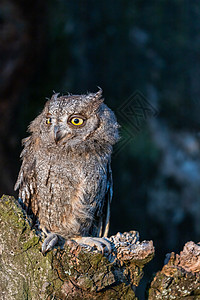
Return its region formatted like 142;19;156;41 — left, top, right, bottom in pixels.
148;241;200;299
0;195;154;299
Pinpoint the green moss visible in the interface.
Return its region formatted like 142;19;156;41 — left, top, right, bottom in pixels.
0;195;152;299
87;252;104;270
22;236;40;251
0;195;28;229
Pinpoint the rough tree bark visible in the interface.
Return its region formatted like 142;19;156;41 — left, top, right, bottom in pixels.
0;195;154;299
148;242;200;299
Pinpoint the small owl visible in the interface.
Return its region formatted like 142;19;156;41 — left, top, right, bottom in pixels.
15;89;119;253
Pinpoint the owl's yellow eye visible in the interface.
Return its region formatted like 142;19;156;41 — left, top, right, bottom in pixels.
46;117;52;125
71;117;84;126
68;115;85;127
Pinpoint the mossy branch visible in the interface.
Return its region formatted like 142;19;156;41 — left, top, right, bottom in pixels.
148;241;200;299
0;195;154;299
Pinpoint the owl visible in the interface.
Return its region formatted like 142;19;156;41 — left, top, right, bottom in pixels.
15;89;119;253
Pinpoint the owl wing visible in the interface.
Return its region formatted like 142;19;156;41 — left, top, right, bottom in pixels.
97;159;113;238
14;136;37;210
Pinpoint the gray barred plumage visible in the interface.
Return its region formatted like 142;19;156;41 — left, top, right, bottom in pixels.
15;89;119;250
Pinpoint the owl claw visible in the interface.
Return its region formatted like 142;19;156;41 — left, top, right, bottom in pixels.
42;233;58;254
72;236;112;253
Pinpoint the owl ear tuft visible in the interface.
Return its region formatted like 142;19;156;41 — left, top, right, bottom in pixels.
86;87;104;111
95;87;103;100
86;87;103;100
51;92;60;101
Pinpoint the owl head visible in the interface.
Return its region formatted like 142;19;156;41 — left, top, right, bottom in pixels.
29;89;119;152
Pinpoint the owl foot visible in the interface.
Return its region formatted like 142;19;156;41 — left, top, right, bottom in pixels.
72;236;111;253
41;233;58;254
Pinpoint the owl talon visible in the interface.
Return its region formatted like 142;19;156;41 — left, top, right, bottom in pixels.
72;236;112;253
42;233;58;254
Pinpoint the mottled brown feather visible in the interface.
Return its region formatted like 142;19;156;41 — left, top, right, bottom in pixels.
15;90;119;239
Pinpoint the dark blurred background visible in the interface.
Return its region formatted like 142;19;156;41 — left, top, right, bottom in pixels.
1;0;200;298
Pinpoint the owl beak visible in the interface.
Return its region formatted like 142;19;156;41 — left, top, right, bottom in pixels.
54;125;65;144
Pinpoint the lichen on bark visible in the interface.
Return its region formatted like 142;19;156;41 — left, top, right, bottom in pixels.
148;242;200;299
0;195;62;300
0;195;154;299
